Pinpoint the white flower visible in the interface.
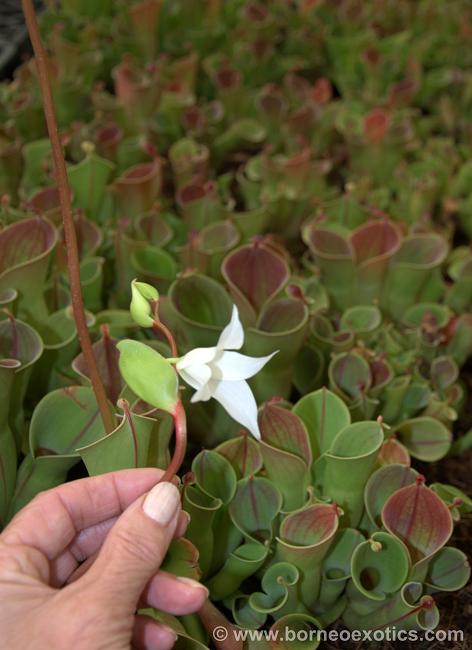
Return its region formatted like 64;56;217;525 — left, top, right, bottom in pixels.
175;305;277;439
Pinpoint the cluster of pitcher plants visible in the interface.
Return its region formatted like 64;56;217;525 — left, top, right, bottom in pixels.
1;0;471;647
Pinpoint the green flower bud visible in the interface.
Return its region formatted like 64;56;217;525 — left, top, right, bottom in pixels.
130;279;159;327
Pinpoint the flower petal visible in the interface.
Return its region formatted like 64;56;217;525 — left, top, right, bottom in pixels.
178;363;212;391
217;305;244;350
211;379;261;439
176;346;218;371
212;350;278;381
190;382;214;403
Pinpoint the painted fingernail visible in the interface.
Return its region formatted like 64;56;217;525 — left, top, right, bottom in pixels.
176;575;209;596
143;482;181;525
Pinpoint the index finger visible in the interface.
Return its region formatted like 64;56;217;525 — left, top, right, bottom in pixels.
1;468;174;560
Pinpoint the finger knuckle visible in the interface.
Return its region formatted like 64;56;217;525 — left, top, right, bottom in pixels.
113;527;161;566
0;542;48;579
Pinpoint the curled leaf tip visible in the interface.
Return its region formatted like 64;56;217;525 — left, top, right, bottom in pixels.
368;539;383;553
422;596;435;611
100;323;111;339
286;283;306;302
81;140;96;155
183;471;195;486
117;397;130;412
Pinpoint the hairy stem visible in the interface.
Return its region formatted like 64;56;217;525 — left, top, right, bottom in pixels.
21;0;114;433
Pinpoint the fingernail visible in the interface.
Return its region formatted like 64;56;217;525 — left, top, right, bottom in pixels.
176;575;209;596
160;625;178;644
182;511;191;525
143;482;181;525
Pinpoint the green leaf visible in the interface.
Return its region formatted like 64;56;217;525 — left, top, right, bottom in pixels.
319;528;364;611
382;477;453;567
167;273;233;350
207;542;268;600
215;433;263;479
232;594;267;630
10;387;111;515
183;485;222;578
340;305;382;335
229;476;282;543
276;503;340;609
267;613;322;650
430;482;472;521
351;532;411;601
293;388;351;460
161;538;202;581
117;339;178;414
364;464;419;528
249;562;300;615
394;417;452;462
329;352;372;402
72;328;123;404
424;547;470;592
259;400;312;464
192;450;237;505
323;421;383;526
68;151;115;218
260;441;310;512
77;400;155;474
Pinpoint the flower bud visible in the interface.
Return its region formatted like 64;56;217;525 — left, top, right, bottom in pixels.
130;279;159;327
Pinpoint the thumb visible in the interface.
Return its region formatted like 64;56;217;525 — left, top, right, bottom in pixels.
79;481;181;611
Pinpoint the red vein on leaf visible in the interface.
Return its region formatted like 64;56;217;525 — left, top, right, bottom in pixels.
373;598;435;631
241;432;248;477
248;477;260;527
430;560;469;582
122;400;139;468
62;386;88;410
8;315;19;361
65;409;100;453
319;387;327;448
12;463;35;504
404;478;424;544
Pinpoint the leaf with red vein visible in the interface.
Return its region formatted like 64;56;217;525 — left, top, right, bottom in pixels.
222;241;289;321
258;400;312;464
229;476;282;543
280;503;339;546
382;477;453;565
216;433;263;478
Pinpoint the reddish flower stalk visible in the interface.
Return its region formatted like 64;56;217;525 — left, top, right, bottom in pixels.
160;400;187;483
149;300;187;481
151;299;178;357
21;0;114;433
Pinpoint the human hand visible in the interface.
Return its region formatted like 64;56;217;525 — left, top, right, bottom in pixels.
0;469;208;650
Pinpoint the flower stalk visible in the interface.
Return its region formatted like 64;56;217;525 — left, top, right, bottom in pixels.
21;0;114;433
160;399;187;483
